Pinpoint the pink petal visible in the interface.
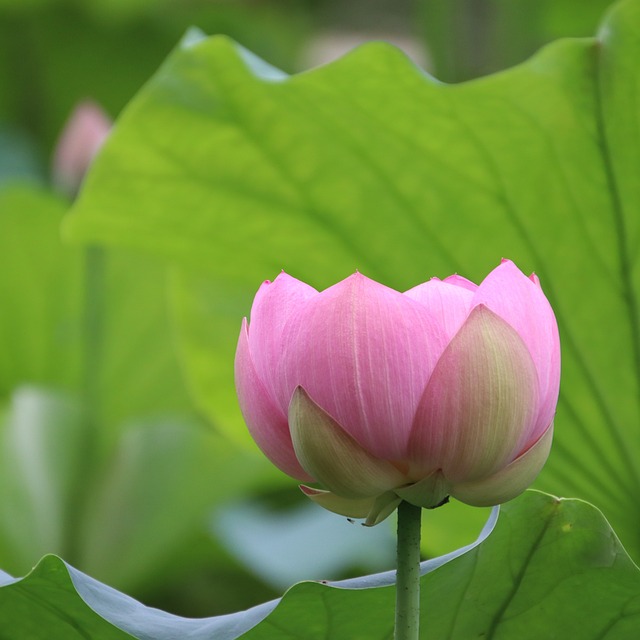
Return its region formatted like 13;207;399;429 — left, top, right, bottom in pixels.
404;278;475;341
442;273;478;292
275;273;449;460
409;305;540;483
247;272;317;403
235;319;313;481
471;260;560;442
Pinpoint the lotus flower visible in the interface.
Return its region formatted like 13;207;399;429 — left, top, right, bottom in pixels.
235;260;560;525
52;100;111;197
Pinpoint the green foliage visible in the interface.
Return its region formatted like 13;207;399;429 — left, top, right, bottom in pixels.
0;127;44;185
0;557;135;639
1;493;638;639
0;184;192;433
247;493;640;639
418;0;616;81
0;187;82;394
67;0;640;562
0;183;274;600
0;389;84;570
0;0;309;154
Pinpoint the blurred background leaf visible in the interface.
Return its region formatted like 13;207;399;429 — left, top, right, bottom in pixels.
0;388;83;570
213;499;395;591
0;184;194;429
0;0;311;162
418;0;615;81
0;183;286;612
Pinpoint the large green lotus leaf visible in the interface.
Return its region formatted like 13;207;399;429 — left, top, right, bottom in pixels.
66;0;640;557
245;492;640;640
1;492;638;638
0;557;135;640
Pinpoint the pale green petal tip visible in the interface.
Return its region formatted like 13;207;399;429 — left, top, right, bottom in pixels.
290;387;406;498
300;485;375;519
452;425;554;507
300;485;402;526
363;491;402;527
395;470;451;509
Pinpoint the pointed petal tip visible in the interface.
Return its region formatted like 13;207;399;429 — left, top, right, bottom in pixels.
363;492;402;526
261;270;316;289
300;485;375;519
289;387;406;498
273;269;297;281
263;271;287;288
299;484;322;497
496;257;521;273
499;258;520;270
488;259;534;287
451;426;554;507
442;273;478;291
343;270;377;288
395;471;450;509
334;270;399;293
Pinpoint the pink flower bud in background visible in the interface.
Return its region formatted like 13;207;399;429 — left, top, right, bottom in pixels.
235;260;560;525
52;100;111;198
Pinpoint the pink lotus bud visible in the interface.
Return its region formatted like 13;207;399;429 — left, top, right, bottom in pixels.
235;260;560;525
52;101;111;197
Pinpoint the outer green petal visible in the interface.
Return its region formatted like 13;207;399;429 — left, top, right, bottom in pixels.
451;424;554;507
395;470;451;509
364;492;403;527
409;305;539;482
289;387;407;499
300;486;402;526
299;485;375;519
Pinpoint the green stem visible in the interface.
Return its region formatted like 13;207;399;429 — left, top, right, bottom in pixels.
395;500;422;640
80;245;106;436
62;245;105;563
